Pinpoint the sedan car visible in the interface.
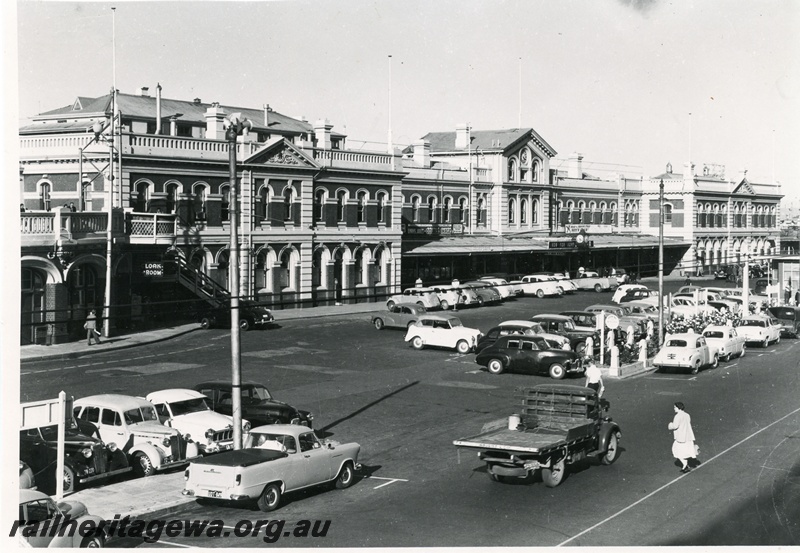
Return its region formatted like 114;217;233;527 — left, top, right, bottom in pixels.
529;314;598;355
372;303;427;330
475;320;570;353
736;315;782;347
514;275;564;298
652;333;719;374
18;489;107;547
404;314;482;353
701;325;746;361
199;300;274;331
194;381;313;428
386;287;441;311
767;306;800;338
475;335;583;379
462;281;503;305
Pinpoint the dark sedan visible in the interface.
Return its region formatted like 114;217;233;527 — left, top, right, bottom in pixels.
198;300;274;331
372;303;427;330
475;335;583;379
194;381;313;428
529;314;599;355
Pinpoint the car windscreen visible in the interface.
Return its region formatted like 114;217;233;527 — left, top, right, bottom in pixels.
244;385;273;402
169;397;210;416
741;320;765;327
39;419;79;440
125;406;158;424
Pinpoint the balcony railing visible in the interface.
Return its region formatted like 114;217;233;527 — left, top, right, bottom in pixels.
20;209;175;246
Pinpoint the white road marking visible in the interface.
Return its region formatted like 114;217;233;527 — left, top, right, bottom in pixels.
557;404;800;547
465;369;483;374
148;540;192;548
363;475;409;489
85;362;204;376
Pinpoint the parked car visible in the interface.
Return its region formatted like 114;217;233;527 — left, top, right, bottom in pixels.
475;320;570;354
146;389;249;454
74;395;200;477
572;270;618;292
529;314;599;355
480;276;524;296
404;314;482;353
701;325;746;361
462;281;503;305
612;284;648;304
708;299;740;314
736;315;782;347
652;333;719;374
583;304;647;339
767;306;800;338
559;310;598;332
616;287;662;307
194;381;313;428
20;415;130;495
612;268;630;285
19;460;36;490
624;301;661;323
475;335;584;379
515;275;564;298
182;425;361;512
199;299;274;331
18;489;108;547
431;284;481;310
551;272;579;294
669;296;716;318
386;287;441;311
372;303;427;330
477;277;515;299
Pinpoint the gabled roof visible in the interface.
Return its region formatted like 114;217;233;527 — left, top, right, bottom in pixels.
731;178;756;195
411;127;557;157
242;137;319;168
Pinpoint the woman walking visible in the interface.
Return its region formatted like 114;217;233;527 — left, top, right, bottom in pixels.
668;402;696;473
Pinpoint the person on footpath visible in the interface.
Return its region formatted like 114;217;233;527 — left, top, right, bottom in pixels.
668;402;696;473
85;309;102;345
584;361;604;397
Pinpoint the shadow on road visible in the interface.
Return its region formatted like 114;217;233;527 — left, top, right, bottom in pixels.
320;381;420;434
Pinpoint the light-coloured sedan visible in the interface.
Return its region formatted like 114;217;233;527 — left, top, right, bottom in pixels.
736;315;782;347
653;333;719;375
404;314;482;353
515;275;564;298
702;325;746;361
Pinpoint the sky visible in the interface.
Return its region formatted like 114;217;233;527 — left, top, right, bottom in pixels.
7;0;800;196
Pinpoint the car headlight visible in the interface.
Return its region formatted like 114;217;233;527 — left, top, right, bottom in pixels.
163;437;172;447
107;442;117;451
205;428;215;439
81;448;93;458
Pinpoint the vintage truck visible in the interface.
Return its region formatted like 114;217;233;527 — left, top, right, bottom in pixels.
182;424;361;512
453;384;621;487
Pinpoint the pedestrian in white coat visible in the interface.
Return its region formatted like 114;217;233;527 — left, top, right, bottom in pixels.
668;401;696;473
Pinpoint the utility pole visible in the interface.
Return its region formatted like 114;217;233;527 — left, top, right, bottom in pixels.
658;178;665;346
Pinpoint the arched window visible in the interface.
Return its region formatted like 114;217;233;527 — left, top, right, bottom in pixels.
39;182;51;211
459;198;468;224
377;192;386;223
314;189;325;222
508;197;516;224
220;185;230;221
532;198;539;223
520;198;528;224
68;265;99;311
412;196;420;223
193;183;208;220
427;197;436;223
166;182;181;214
355;250;364;285
337;191;347;222
283;187;294;221
664;203;673;224
357;191;368;223
508;158;517;182
134;182;150;213
532;160;540;183
477;197;485;225
443;197;452;223
80;181;92;211
279;249;292;290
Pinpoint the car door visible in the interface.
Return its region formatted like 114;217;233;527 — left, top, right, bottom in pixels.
697;337;710;364
517;339;543;374
296;432;332;488
504;339;523;371
19;498;65;547
95;407;128;447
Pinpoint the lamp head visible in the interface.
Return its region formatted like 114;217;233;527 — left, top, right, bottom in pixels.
92;121;104;139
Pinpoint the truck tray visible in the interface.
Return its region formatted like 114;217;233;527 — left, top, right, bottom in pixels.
454;426;570;454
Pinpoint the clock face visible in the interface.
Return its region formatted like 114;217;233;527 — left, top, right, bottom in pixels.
576;233;585;244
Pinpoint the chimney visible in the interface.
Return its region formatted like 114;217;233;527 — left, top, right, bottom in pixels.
204;102;227;140
155;83;162;135
138;86;150;97
169;115;180;136
314;119;333;149
568;152;583;179
193;98;202;105
413;140;431;168
455;124;470;149
263;104;271;126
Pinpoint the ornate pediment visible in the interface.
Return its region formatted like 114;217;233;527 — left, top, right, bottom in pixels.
732;179;755;195
243;138;318;168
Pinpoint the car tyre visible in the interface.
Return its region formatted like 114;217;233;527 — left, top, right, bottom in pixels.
80;534;105;548
556;286;564;296
489;472;507;483
132;452;155;477
549;363;566;380
487;359;505;375
594;283;603;293
739;345;746;358
239;318;251;331
257;483;282;512
456;340;471;354
417;301;425;308
536;289;545;299
440;300;450;311
477;297;485;307
542;457;566;487
63;464;76;494
600;431;620;465
199;317;212;330
411;336;424;350
776;335;781;345
373;318;385;330
387;300;396;310
334;462;355;489
762;337;769;348
690;359;701;375
710;355;719;369
575;341;587;356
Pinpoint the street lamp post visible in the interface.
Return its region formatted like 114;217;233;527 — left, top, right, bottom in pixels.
224;113;252;450
658;178;665;346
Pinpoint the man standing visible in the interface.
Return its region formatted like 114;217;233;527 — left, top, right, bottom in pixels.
85;309;101;345
584;361;604;398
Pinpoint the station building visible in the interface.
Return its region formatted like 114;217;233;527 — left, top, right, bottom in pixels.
18;85;781;344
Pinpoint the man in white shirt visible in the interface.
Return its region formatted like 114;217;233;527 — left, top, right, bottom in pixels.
584;362;604;397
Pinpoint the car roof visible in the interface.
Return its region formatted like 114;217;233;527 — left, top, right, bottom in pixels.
586;304;620;310
559;310;596;316
417;314;461;322
249;424;314;438
665;333;703;339
530;314;571;322
75;394;153;410
146;389;206;403
498;320;538;327
20;488;50;504
702;325;729;332
195;381;267;388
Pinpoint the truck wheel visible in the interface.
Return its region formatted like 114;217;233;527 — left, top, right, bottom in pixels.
334;462;355;489
541;457;566;487
63;465;76;494
411;336;424;350
80;534;105;548
440;300;450;311
549;363;566;380
690;359;701;375
600;432;620;465
373;318;385;330
456;340;471;354
487;359;505;375
710;355;719;369
257;483;282;512
132;452;154;477
536;289;545;298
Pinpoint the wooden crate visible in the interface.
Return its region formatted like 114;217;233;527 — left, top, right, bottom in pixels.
517;385;599;435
